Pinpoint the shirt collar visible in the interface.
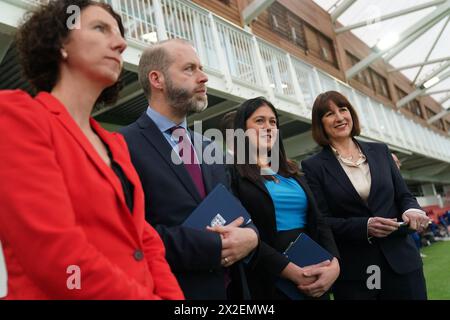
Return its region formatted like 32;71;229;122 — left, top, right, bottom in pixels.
145;105;187;133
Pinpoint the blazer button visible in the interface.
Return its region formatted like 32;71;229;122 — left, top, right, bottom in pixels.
133;249;144;261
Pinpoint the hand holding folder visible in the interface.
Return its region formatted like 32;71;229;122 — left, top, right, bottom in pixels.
182;184;257;266
182;184;252;230
276;233;334;300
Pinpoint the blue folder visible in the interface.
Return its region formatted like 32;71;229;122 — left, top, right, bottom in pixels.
182;184;252;229
276;233;334;300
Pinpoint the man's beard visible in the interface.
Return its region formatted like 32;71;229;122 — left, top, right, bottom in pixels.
165;76;208;116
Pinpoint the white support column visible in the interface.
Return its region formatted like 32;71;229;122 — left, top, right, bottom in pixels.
311;67;324;98
153;0;168;41
252;36;275;101
413;15;450;84
438;94;450;104
331;0;357;23
398;115;415;150
346;0;450;79
286;54;306;110
365;97;382;138
397;68;450;108
390;109;407;145
422;183;437;196
350;89;368;133
335;0;446;33
421;89;450;96
242;0;276;25
192;15;207;64
417;61;450;87
209;13;233;90
378;102;393;139
271;55;283;94
427;109;450;124
388;56;450;72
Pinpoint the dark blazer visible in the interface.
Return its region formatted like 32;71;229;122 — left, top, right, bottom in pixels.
120;113;251;300
229;167;339;299
301;140;422;281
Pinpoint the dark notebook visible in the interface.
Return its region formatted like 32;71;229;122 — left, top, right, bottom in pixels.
276;233;334;300
182;183;252;229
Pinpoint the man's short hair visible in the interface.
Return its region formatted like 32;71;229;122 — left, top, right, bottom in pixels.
138;38;192;99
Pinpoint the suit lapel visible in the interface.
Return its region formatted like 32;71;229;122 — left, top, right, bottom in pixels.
254;177;271;198
93;121;144;232
294;175;315;231
320;146;367;207
243;175;276;231
357;141;379;207
138;114;202;203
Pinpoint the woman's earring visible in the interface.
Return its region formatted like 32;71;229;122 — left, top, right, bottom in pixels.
61;49;68;60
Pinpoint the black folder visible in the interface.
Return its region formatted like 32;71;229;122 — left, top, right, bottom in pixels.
182;184;252;229
276;233;334;300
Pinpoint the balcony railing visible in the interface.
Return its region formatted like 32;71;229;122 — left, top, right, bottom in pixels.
10;0;450;162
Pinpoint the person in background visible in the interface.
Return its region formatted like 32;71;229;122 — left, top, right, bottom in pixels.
0;0;183;299
120;39;258;300
302;91;430;300
228;96;340;300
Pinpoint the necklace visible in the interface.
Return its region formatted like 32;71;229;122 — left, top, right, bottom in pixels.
331;144;365;166
340;154;354;161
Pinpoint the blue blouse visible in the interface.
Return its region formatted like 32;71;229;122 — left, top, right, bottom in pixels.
264;174;308;231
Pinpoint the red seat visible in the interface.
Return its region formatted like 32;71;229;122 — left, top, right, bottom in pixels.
423;205;450;224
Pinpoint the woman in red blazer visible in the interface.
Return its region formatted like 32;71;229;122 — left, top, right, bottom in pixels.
0;0;183;299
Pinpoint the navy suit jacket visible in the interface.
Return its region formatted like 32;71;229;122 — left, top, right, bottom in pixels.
120;112;251;299
302;140;422;280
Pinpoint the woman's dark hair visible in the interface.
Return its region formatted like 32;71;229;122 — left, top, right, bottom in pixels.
233;96;300;182
15;0;125;105
311;90;361;146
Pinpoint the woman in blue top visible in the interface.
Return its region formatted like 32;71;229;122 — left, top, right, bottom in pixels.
228;97;340;299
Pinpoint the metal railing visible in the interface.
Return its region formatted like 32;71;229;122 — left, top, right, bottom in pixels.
10;0;450;161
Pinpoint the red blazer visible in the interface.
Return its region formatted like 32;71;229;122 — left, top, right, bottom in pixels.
0;90;184;299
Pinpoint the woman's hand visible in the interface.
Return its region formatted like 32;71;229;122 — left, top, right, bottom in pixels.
298;257;340;298
367;217;399;238
402;211;431;233
281;262;320;287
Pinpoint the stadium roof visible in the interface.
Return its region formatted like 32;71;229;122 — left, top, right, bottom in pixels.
313;0;450;111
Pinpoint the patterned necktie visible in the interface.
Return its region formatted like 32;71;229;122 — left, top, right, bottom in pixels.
170;126;206;199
